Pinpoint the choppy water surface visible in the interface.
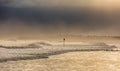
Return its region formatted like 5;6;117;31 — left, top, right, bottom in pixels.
0;51;120;71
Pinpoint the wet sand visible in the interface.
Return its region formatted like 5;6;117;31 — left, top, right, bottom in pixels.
0;44;116;62
0;51;120;71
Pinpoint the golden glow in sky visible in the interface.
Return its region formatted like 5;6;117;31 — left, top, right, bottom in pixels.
91;0;120;8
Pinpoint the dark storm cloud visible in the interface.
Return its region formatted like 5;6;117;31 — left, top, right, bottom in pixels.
0;1;120;36
0;6;108;29
0;0;9;4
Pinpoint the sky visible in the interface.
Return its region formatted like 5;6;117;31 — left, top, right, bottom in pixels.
0;0;120;38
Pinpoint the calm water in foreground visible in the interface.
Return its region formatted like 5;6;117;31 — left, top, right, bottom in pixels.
0;51;120;71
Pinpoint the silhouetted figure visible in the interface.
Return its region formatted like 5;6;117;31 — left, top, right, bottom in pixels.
63;38;65;47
